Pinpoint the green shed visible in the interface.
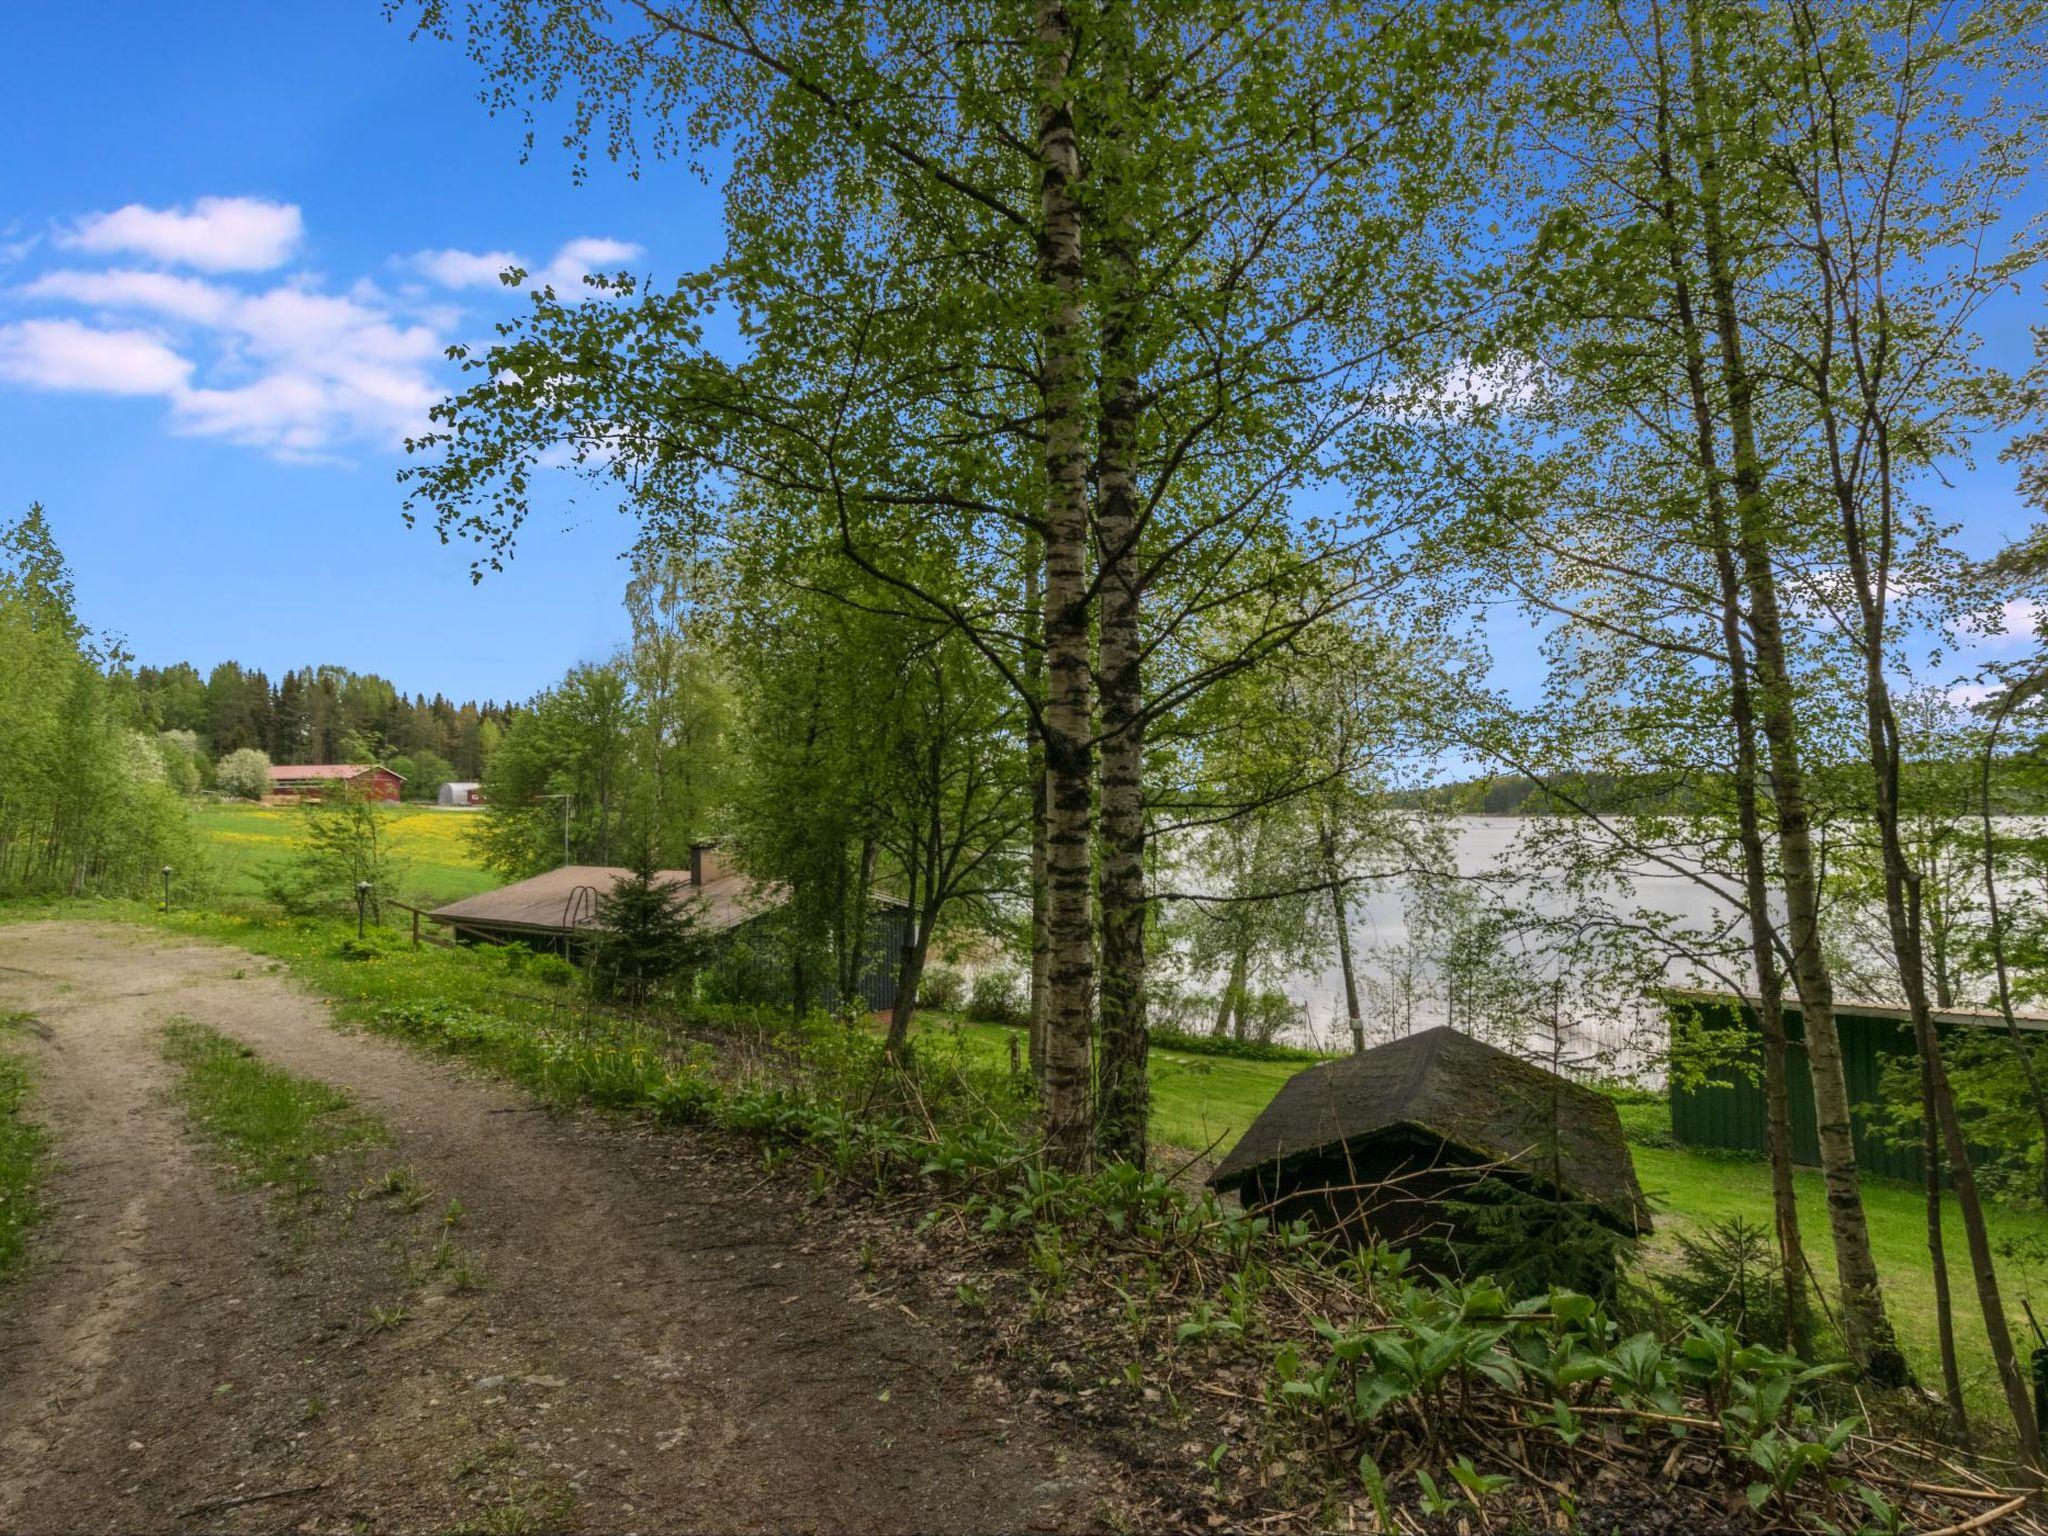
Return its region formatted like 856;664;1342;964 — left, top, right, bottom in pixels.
1664;989;2048;1182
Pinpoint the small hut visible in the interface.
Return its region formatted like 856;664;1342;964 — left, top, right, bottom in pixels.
1209;1026;1651;1248
437;781;483;807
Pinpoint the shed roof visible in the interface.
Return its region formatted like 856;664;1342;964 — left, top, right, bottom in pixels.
1209;1026;1650;1234
268;763;404;782
1661;986;2048;1036
428;863;783;936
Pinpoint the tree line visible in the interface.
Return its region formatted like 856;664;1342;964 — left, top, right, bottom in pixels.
124;658;516;796
0;506;192;897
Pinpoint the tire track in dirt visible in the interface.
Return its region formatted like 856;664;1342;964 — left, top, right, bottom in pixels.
0;922;1115;1534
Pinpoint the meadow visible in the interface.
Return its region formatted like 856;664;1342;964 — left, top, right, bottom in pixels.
189;801;500;908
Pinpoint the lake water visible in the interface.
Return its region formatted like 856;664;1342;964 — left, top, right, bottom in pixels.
1263;816;1745;1070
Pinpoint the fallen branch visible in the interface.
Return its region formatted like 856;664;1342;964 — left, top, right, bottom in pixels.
176;1481;327;1518
1923;1494;2029;1536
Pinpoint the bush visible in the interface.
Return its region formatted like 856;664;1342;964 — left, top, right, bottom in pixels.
527;953;579;988
258;785;406;920
919;965;965;1011
1150;1026;1327;1063
965;968;1023;1025
215;747;272;801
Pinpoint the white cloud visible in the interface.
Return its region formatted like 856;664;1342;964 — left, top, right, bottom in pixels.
414;248;524;289
0;319;192;395
61;196;304;273
22;268;235;325
414;236;643;294
536;237;642;290
5;204;640;461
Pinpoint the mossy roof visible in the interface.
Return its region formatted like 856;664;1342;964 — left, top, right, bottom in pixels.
1208;1025;1651;1234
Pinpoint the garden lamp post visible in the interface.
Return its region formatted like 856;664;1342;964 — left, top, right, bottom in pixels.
355;880;371;940
161;865;172;910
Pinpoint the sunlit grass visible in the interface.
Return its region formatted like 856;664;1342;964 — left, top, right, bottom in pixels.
189;801;499;908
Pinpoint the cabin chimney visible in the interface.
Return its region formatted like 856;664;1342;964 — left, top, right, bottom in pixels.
689;842;710;887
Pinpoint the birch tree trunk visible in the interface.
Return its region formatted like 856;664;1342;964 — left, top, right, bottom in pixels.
1649;16;1813;1356
1024;535;1050;1085
1920;1051;1969;1438
1321;814;1366;1053
1091;16;1149;1165
1682;0;1901;1380
1033;0;1097;1168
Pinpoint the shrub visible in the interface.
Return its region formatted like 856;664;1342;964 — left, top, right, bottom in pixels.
919;965;965;1011
258;784;406;920
1149;1026;1326;1064
965;968;1023;1025
215;747;273;801
527;953;579;988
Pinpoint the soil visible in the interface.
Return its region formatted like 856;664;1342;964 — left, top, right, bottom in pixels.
0;922;1120;1535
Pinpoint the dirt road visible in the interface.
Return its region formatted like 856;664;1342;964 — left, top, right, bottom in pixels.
0;922;1115;1534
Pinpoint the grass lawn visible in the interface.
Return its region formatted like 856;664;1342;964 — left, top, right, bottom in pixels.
190;801;499;908
908;1013;2048;1428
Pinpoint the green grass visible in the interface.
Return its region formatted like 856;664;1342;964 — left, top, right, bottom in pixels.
189;800;500;908
161;1017;388;1206
0;1012;47;1281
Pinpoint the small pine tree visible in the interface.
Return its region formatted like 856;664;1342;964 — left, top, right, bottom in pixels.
589;857;707;1006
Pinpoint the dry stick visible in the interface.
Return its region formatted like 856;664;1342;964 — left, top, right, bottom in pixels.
1923;1494;2029;1536
176;1482;328;1518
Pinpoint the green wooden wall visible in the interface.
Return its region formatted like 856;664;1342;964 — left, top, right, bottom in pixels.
1667;997;1923;1182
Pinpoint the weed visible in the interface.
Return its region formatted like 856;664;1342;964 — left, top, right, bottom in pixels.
442;1197;466;1229
446;1258;485;1295
367;1165;430;1212
367;1302;411;1334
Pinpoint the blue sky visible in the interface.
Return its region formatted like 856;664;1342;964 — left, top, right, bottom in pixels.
2;5;2041;711
0;3;729;703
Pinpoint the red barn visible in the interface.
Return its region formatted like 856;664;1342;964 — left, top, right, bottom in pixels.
265;764;405;803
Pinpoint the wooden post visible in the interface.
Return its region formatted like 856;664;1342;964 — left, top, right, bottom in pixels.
411;906;420;950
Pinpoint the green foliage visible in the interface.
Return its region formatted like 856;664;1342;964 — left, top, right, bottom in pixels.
1663;1217;1795;1351
1440;1176;1638;1303
964;969;1023;1026
258;785;407;921
917;966;964;1012
1147;1026;1327;1064
0;505;195;898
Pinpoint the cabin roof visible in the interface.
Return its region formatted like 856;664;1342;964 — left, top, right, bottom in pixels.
268;763;403;782
1208;1025;1650;1234
428;864;781;935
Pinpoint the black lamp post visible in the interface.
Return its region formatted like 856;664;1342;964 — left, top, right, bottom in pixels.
355;880;372;940
161;865;172;910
